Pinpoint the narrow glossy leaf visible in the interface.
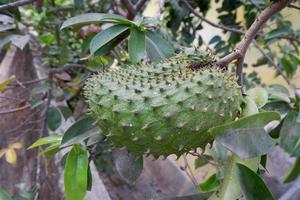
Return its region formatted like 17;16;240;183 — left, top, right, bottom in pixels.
47;107;62;131
199;174;219;192
209;155;260;200
152;192;212;200
279;111;300;156
210;112;279;158
61;117;100;147
38;142;61;156
128;28;145;63
113;149;143;184
89;24;129;54
93;30;129;57
145;31;175;62
28;135;62;149
61;13;131;30
237;163;274;200
64;144;89;200
283;158;300;183
0;187;12;200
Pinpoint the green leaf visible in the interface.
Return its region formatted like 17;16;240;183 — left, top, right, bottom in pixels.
267;84;290;103
128;27;145;64
209;155;260;200
61;117;100;148
113;149;143;184
247;87;268;108
209;35;221;45
266;28;286;40
28;135;62;149
194;155;212;168
199;174;219;192
47;106;62;131
280;56;296;78
279;111;300;156
283;158;300;183
64;144;89;200
237;163;274;200
210;112;279;158
89;24;129;55
0;187;12;200
152;192;212;200
58;106;73;120
93;30;129;57
38;142;61;156
61;13;132;30
145;31;175;63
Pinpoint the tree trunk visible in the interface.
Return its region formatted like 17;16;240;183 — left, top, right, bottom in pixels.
0;46;62;199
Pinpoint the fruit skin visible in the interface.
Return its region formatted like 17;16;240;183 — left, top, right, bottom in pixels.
84;53;242;158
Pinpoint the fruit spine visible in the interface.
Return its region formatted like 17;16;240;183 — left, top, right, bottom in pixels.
84;53;242;158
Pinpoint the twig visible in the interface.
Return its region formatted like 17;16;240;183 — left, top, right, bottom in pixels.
121;0;147;19
135;0;147;11
182;155;198;187
181;0;244;34
188;151;218;167
216;0;292;67
0;104;30;115
275;35;300;45
121;0;136;17
236;56;245;87
288;3;300;10
252;40;294;87
0;0;36;11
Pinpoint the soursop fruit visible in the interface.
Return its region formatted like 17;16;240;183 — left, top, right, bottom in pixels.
84;53;242;158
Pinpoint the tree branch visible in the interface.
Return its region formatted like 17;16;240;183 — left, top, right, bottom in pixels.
0;0;36;11
121;0;136;19
135;0;147;11
216;0;292;67
182;0;244;34
288;3;300;10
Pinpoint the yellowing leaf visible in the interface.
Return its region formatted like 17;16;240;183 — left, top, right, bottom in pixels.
0;75;16;92
9;142;23;149
5;148;17;164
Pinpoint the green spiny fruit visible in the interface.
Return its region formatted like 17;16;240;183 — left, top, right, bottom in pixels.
84;52;242;158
